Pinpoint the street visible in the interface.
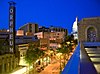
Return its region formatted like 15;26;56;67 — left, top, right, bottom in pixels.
39;61;60;74
39;52;73;74
23;48;74;74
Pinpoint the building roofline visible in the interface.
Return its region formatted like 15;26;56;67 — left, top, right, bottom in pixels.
19;22;38;30
79;16;100;24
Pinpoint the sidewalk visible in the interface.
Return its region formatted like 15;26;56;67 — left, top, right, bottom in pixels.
11;66;27;74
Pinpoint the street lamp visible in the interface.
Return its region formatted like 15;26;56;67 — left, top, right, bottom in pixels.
66;41;70;45
58;44;61;48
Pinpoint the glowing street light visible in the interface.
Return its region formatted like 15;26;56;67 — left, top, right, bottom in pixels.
66;41;70;45
58;44;61;48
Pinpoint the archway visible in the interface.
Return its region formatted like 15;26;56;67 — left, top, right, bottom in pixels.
87;27;96;42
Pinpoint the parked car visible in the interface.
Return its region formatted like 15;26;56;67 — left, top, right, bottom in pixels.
36;65;44;72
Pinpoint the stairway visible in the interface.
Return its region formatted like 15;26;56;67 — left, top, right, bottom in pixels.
85;47;100;74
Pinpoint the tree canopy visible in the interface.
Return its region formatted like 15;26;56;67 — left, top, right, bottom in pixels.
24;43;44;65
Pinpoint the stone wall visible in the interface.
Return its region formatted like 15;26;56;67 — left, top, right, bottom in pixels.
78;17;100;42
0;54;18;74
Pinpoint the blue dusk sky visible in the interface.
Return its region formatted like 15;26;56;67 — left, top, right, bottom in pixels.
0;0;100;33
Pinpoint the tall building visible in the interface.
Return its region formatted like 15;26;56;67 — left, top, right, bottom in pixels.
16;30;24;36
0;2;19;74
34;31;65;41
49;26;67;33
72;17;78;39
34;31;66;49
38;26;68;35
49;32;65;49
19;23;38;36
39;26;49;32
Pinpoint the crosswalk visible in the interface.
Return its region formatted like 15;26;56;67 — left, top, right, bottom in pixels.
85;47;100;74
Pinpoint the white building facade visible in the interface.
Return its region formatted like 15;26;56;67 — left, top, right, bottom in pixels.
72;17;78;39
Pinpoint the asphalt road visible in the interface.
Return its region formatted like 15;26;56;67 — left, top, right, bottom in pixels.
39;61;60;74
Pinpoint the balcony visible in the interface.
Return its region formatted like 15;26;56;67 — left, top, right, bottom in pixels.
62;44;80;74
62;42;100;74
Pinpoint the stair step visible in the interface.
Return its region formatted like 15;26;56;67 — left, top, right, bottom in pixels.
94;64;100;73
88;54;100;57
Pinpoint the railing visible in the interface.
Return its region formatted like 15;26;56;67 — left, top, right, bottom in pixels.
62;44;80;74
83;42;100;46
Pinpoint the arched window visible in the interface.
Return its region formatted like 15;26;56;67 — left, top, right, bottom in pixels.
87;27;96;42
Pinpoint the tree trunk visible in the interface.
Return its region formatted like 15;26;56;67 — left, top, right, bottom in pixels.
64;54;66;67
29;64;30;74
60;55;62;74
33;62;35;74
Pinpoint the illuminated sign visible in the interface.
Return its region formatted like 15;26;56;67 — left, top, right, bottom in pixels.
9;2;16;53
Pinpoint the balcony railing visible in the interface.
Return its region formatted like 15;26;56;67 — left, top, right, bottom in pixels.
83;42;100;46
62;44;80;74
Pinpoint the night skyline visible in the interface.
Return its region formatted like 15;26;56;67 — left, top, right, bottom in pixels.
0;0;100;33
